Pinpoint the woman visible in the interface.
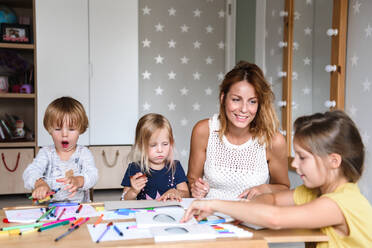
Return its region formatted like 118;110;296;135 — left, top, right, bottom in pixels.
187;61;289;200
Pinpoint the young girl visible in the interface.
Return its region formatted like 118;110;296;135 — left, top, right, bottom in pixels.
182;110;372;247
23;96;98;202
121;113;190;201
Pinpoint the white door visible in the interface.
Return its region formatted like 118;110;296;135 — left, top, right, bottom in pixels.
36;0;90;146
89;0;138;145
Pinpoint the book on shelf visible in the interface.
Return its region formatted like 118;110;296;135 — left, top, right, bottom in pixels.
0;125;5;140
0;119;14;139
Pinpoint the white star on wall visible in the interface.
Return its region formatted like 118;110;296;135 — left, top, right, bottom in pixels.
218;41;225;49
362;131;370;145
168;102;176;111
193;41;201;49
217;72;224;80
180;149;188;157
168;7;176;16
294;11;301;20
180;87;189;96
154;55;164;64
349;105;358;117
205;56;214;64
180;24;190;33
142;70;151;79
306;0;312;5
292;101;298;111
206;25;214;33
192;102;201;111
205;87;212;95
302;87;311;95
143;102;151;111
168;71;176;80
293;41;299;50
142;38;151;48
142;6;151;15
292;71;298;80
168;40;176;48
304;27;312;35
155;86;164;95
193;9;202;17
353;1;361;14
363;78;371;92
155;23;164;32
180;56;190;64
193;72;201;80
218;10;225;18
303;57;311;65
365;24;372;37
351;54;359;66
271;9;276;17
180;118;188;126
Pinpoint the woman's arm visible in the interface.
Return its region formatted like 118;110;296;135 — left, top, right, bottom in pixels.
187;119;210;197
266;132;290;191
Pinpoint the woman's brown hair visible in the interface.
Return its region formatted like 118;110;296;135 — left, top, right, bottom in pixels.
294;110;364;182
218;61;279;146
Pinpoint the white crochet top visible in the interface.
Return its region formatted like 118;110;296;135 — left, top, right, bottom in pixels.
203;114;269;200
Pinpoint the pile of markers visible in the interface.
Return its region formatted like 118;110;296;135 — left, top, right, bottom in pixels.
0;202;89;242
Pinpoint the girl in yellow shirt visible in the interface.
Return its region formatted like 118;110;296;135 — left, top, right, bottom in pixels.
182;110;372;247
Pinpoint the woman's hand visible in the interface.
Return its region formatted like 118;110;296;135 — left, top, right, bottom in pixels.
190;178;210;198
56;176;84;198
180;200;215;223
238;184;270;200
128;172;148;194
32;179;51;200
158;188;182;202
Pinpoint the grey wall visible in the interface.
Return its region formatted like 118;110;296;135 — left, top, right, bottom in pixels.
345;0;372;203
139;0;226;170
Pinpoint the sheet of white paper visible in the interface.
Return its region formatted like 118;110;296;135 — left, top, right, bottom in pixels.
150;224;216;242
135;206;197;228
212;223;253;238
87;222;153;242
5;205;99;223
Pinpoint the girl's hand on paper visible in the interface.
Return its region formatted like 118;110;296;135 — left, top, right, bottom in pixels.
180;200;214;223
238;184;269;200
130;172;147;194
32;179;51;200
56;176;83;198
158;188;182;202
190;178;209;198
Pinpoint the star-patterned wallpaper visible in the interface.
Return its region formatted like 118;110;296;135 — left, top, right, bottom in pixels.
138;0;226;170
346;0;372;204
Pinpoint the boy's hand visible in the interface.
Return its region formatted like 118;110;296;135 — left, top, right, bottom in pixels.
32;179;51;200
56;176;84;198
130;173;147;194
158;188;182;202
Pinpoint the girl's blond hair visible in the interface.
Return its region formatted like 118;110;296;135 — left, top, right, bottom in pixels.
128;113;175;174
219;61;279;146
43;96;88;134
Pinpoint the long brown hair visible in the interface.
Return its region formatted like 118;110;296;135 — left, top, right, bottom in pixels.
218;61;279;146
294;110;364;182
128;113;175;174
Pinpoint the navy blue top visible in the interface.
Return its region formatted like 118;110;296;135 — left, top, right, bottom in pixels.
121;160;187;200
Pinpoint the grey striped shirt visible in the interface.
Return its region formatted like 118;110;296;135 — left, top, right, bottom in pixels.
23;145;98;202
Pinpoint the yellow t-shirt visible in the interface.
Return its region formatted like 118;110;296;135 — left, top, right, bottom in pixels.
294;183;372;248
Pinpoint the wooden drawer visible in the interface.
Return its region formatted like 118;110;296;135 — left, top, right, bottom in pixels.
89;146;131;189
0;148;34;194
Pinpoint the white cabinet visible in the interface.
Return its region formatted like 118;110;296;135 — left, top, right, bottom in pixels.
36;0;138;147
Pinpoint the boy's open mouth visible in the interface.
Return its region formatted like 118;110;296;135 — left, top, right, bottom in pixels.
62;141;69;148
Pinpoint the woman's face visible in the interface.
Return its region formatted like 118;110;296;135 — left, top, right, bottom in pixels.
222;80;258;130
